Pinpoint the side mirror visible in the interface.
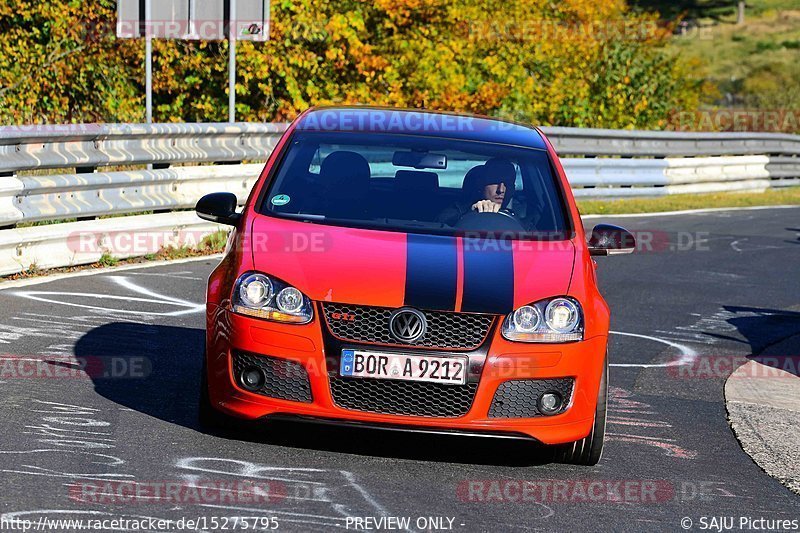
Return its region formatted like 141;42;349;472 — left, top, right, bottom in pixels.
195;192;241;226
588;224;636;256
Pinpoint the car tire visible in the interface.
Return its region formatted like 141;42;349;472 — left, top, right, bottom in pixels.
556;353;608;466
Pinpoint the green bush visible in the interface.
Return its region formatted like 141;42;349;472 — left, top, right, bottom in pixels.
199;230;230;253
98;252;119;267
755;40;780;52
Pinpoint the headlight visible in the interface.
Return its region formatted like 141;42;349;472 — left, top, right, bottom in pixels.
502;297;583;343
239;273;273;307
512;305;541;332
276;287;304;314
545;299;580;333
232;272;313;324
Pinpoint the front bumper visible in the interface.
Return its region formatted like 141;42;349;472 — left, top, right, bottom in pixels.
205;305;607;445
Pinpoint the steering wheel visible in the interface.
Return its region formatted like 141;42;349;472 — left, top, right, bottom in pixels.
454;209;525;232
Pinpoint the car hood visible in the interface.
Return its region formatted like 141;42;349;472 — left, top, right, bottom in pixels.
251;216;575;314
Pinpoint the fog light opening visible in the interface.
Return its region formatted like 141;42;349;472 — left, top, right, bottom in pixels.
240;367;266;392
538;392;563;415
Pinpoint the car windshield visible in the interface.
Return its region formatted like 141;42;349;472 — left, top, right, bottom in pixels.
260;131;570;239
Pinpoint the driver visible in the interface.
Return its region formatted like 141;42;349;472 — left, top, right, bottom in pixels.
436;158;517;226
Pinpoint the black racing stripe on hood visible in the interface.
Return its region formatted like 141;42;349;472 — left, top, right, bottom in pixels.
461;237;514;315
404;233;457;311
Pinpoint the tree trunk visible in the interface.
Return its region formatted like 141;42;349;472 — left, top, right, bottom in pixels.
737;1;746;25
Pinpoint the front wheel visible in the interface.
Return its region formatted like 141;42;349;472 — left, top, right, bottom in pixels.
557;354;608;466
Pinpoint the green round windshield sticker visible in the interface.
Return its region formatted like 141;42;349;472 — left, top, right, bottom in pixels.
271;194;291;206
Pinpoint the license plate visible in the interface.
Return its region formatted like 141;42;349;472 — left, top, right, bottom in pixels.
340;349;467;385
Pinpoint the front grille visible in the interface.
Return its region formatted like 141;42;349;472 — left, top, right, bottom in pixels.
232;351;312;403
329;376;478;418
488;378;574;418
322;303;495;351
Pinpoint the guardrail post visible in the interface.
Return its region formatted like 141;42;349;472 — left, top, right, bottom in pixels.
75;165;97;221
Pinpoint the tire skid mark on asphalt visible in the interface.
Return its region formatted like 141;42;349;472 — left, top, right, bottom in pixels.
107;275;204;312
175;457;417;533
0;400;132;484
10;275;204;318
653;306;777;348
11;316;110;330
1;313;118;350
605;433;698;460
0;321;86;345
604;416;671;429
609;331;697;368
0;450;124;466
652;330;719;346
730;238;787;254
10;292;194;317
20;311;119;323
128;271;204;281
606;387;697;459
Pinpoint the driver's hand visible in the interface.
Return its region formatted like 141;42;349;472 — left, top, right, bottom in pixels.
472;200;500;213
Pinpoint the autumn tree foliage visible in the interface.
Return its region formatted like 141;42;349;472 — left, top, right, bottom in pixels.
0;0;141;123
0;0;702;129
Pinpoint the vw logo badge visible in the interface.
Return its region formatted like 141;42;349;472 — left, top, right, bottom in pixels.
388;308;427;343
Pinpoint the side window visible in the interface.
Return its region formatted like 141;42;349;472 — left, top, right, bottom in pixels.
520;158;563;232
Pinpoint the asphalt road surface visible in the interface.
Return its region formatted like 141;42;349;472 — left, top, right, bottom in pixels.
1;207;799;532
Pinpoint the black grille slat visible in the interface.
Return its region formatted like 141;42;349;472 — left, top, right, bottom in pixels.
232;352;312;403
322;303;494;350
489;379;574;418
329;377;478;418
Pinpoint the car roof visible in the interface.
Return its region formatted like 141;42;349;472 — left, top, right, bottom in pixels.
295;106;547;150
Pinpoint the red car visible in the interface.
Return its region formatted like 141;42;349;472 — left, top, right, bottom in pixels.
196;107;635;465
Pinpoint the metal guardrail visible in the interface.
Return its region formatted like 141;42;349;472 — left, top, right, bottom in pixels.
0;123;285;173
541;127;800;157
0;122;798;276
14;164;263;224
3;123;799;172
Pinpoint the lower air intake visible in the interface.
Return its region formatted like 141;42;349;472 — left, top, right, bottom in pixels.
232;351;312;403
329;376;477;418
488;378;574;418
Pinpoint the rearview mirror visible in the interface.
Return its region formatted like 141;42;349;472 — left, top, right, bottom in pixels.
195;192;241;226
588;224;636;256
392;150;447;170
